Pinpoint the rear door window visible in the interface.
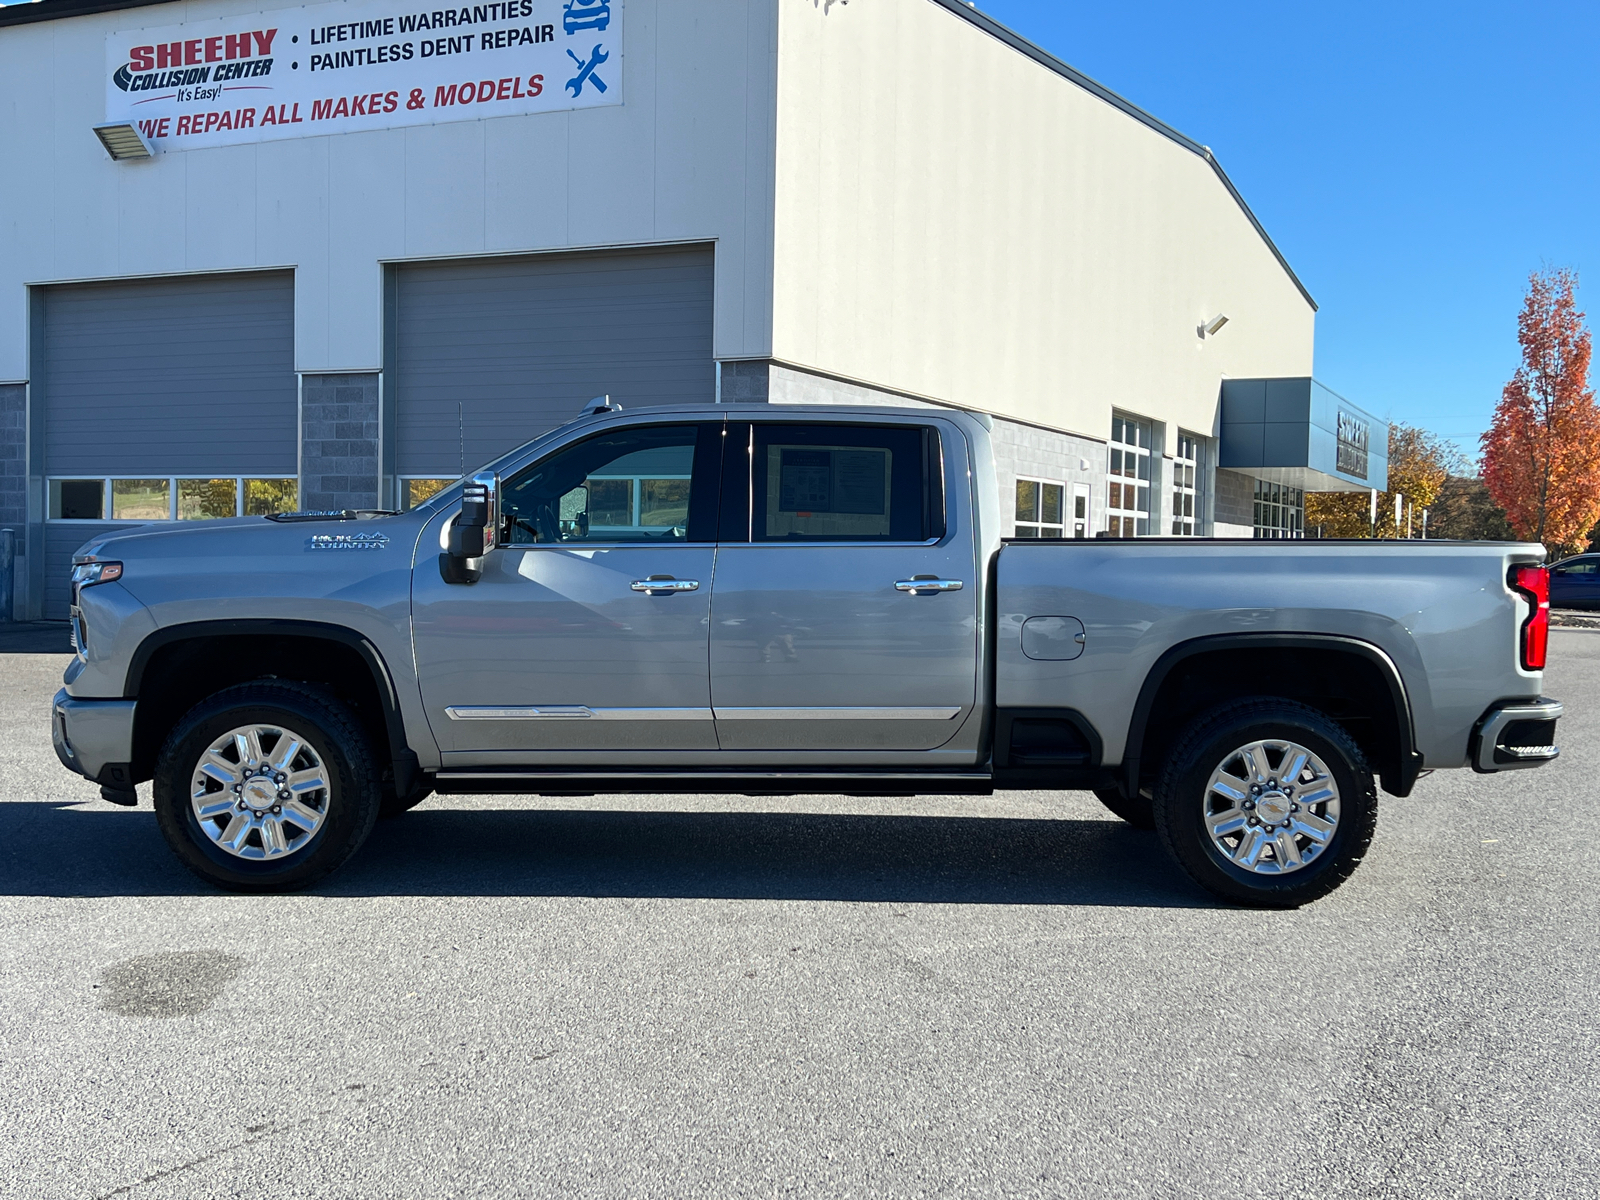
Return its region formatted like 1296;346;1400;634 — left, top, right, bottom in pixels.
734;424;944;543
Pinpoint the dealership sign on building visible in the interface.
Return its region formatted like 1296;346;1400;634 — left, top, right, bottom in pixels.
105;0;622;150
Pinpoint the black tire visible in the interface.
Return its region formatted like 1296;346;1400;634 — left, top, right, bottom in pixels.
153;682;383;892
379;773;434;819
1092;786;1155;829
1152;698;1377;908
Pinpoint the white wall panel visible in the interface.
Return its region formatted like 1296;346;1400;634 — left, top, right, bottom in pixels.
484;113;571;252
770;0;1316;440
402;119;488;263
112;155;191;280
327;128;407;371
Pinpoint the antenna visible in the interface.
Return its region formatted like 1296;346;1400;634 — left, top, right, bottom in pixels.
576;394;623;418
458;401;465;477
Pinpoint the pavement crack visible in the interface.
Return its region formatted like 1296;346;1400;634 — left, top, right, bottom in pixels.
94;1122;282;1199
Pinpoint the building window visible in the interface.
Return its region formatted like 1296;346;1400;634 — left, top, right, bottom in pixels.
1107;414;1151;537
1014;478;1065;538
402;478;456;509
1254;479;1304;539
1171;433;1202;536
46;477;298;521
587;469;693;534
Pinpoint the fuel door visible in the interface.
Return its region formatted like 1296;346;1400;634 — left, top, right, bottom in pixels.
1021;616;1086;661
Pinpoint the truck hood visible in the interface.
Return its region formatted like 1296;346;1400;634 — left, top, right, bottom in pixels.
71;513;420;565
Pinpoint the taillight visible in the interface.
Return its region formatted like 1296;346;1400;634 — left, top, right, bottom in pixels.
1511;564;1549;671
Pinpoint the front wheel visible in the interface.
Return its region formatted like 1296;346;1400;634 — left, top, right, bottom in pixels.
1152;699;1377;908
153;682;383;892
1092;785;1154;829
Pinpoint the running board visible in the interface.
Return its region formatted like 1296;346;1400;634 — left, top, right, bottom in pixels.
433;770;996;797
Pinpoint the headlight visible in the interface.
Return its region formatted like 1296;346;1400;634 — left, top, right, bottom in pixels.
71;560;123;588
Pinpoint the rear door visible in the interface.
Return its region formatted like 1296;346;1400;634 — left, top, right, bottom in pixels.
708;419;978;752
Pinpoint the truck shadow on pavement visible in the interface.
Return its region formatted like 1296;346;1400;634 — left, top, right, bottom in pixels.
0;622;73;654
0;801;1216;907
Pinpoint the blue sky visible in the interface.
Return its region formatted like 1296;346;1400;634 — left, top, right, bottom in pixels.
981;0;1599;463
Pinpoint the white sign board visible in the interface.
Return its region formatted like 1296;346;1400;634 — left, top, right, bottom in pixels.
105;0;622;151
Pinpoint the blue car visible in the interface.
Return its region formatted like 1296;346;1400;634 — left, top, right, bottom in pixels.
563;0;610;33
1549;553;1600;610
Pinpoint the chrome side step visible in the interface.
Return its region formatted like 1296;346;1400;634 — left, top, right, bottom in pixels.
433;770;996;796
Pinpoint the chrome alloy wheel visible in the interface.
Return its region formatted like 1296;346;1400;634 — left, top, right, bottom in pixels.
190;724;330;860
1203;739;1340;875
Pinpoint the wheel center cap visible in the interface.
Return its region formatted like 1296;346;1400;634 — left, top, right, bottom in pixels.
1256;790;1291;824
243;779;277;809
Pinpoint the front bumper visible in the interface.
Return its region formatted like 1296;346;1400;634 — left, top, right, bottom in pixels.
1472;697;1563;773
52;689;137;785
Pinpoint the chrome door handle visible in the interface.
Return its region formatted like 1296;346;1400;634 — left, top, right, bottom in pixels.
895;578;963;593
631;577;700;593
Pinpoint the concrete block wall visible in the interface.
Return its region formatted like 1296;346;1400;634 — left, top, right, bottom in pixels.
0;384;22;618
990;418;1106;537
300;374;379;512
719;360;772;404
1215;468;1255;537
767;364;937;410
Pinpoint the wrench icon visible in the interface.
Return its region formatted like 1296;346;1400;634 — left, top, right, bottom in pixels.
565;45;609;97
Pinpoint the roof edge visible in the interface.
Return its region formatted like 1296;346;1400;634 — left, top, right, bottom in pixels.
0;0;174;28
926;0;1318;313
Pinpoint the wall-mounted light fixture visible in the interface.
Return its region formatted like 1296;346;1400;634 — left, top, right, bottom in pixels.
1198;314;1229;338
92;123;154;161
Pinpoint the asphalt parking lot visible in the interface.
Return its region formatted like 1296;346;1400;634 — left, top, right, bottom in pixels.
2;633;1598;1199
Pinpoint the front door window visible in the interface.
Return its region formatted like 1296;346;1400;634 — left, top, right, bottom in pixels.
500;424;715;545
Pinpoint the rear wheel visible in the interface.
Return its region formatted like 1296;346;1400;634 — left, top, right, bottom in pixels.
1152;698;1376;908
153;682;382;892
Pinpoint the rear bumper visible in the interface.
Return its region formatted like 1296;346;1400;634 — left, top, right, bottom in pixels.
1471;697;1563;773
52;689;137;785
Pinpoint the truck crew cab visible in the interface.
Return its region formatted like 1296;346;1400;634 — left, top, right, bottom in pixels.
54;403;1562;906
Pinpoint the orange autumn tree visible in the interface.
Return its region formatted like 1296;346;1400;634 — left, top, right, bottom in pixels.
1481;268;1600;555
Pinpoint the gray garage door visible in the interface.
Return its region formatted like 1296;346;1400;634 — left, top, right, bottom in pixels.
39;271;296;616
392;245;714;480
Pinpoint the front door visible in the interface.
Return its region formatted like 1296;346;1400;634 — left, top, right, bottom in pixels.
709;420;978;752
413;421;724;757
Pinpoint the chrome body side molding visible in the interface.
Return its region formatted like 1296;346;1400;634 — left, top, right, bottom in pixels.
712;707;963;721
445;706;713;721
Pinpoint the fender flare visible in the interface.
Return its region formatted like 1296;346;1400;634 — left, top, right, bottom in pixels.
124;618;414;778
1120;632;1422;798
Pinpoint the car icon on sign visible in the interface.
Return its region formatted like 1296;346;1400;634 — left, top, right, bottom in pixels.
563;0;610;33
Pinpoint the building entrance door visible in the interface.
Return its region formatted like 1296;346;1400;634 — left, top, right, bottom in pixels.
1072;483;1090;538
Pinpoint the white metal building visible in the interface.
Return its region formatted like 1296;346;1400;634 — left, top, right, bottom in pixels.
0;0;1385;618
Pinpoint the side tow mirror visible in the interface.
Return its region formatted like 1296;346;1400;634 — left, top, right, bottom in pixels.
440;471;498;585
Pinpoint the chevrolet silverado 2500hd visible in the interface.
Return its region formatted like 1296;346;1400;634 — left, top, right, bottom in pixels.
53;403;1562;906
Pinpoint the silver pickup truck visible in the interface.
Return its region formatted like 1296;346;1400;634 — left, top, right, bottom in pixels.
52;403;1562;906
